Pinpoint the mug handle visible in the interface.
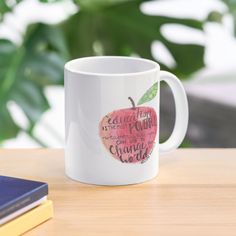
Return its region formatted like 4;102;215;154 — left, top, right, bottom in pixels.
159;71;189;154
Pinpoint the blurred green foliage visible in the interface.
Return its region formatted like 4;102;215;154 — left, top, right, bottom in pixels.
222;0;236;35
0;0;206;145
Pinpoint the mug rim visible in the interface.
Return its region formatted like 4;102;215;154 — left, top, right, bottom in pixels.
64;56;160;77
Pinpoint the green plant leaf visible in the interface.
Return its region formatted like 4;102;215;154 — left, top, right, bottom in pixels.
138;82;158;105
0;0;207;145
75;0;131;10
0;105;20;142
0;24;68;143
0;1;11;17
0;0;22;20
39;0;63;2
62;0;204;78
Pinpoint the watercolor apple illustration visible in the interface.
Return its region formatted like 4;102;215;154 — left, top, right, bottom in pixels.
99;82;158;164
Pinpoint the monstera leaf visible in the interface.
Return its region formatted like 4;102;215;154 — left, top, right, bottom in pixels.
0;24;68;144
0;0;207;145
62;0;204;78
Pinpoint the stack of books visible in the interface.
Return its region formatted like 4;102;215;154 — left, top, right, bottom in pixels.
0;175;53;235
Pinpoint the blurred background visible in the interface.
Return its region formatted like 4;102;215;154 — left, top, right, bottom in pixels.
0;0;235;148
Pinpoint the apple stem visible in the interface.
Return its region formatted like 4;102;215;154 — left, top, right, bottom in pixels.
128;97;136;109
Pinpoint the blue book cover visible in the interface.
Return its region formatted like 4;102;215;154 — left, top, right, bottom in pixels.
0;176;48;219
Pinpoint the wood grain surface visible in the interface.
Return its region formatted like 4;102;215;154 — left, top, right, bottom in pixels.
0;149;236;236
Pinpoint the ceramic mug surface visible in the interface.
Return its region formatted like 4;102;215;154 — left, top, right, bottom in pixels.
64;56;188;185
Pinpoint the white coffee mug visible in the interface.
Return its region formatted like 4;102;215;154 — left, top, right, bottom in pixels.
64;56;188;185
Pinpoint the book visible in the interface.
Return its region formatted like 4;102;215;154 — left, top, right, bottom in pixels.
0;175;48;220
0;200;53;236
0;196;47;225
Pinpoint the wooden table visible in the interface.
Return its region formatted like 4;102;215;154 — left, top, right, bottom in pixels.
1;149;236;236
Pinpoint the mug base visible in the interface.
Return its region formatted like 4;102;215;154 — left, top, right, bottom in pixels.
65;170;159;186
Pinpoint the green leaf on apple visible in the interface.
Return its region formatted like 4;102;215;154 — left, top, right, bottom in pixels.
137;82;158;105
